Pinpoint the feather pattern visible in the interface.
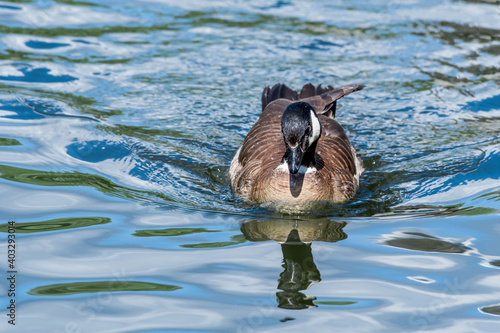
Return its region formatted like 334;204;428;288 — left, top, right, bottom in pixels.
230;83;364;208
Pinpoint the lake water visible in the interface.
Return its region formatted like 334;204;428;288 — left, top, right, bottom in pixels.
1;0;500;331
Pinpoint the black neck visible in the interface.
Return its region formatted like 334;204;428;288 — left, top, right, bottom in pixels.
302;141;317;168
281;141;317;169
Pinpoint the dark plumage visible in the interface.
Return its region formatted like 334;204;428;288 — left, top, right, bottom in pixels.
230;83;364;210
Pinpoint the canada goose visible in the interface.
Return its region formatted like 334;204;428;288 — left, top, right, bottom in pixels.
230;83;364;209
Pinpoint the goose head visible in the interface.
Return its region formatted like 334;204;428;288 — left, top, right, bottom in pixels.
281;102;322;174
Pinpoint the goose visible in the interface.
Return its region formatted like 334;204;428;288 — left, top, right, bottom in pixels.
229;83;364;210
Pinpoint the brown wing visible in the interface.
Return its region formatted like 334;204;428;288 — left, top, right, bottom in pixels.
261;83;336;111
261;83;364;118
314;115;359;199
261;84;298;111
239;99;292;165
301;84;364;119
235;99;292;197
316;115;357;177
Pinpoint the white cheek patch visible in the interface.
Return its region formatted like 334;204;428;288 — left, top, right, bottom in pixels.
310;109;321;142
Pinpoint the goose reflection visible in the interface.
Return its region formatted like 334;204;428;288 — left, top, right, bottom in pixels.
241;219;347;310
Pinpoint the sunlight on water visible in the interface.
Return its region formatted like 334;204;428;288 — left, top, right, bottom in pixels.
0;0;500;331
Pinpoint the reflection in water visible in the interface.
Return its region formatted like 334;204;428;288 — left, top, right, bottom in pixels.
131;226;247;248
28;281;181;296
0;163;174;203
0;137;21;146
241;219;347;310
133;227;219;237
277;230;319;309
481;304;500;316
1;0;499;330
0;216;111;234
383;231;471;253
389;203;498;218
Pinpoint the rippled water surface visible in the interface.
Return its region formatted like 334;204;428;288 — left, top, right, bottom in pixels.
1;0;500;331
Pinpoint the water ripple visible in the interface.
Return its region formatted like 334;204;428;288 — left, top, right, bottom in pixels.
1;0;500;331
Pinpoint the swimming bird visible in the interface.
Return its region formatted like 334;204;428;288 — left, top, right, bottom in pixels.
230;83;364;210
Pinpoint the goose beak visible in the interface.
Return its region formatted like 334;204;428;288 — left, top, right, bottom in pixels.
286;146;303;174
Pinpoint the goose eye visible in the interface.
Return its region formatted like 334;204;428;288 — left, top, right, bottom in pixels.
305;126;311;136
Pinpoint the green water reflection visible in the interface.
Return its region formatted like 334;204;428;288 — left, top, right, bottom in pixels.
0;216;110;233
384;231;470;253
180;234;247;248
390;203;498;217
133;227;219;237
0;138;21;146
133;226;247;248
477;191;500;202
0;24;178;38
0;164;173;202
54;0;103;7
28;281;181;296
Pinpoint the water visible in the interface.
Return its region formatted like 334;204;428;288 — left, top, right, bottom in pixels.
0;0;500;331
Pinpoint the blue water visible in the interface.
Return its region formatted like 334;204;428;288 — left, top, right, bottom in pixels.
1;0;500;331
